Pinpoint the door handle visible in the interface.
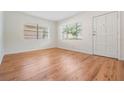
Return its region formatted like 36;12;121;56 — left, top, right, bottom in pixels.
93;34;96;36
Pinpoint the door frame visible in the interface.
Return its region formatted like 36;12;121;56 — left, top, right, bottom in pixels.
92;11;120;60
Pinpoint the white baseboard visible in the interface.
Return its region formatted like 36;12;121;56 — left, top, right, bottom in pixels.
4;47;56;55
119;57;124;61
57;46;92;55
3;46;123;62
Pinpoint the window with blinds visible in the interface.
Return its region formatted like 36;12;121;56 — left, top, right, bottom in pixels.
24;24;49;39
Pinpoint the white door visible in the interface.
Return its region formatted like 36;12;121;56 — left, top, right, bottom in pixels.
93;12;118;58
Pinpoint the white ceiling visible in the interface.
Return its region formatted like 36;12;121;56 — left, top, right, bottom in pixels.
22;11;82;21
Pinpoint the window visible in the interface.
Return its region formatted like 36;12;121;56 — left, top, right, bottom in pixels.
62;23;82;40
38;26;49;39
24;24;49;39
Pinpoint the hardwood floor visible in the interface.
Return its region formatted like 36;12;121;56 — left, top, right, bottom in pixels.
0;48;124;81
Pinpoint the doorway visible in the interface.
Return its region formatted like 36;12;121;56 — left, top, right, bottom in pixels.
93;12;119;58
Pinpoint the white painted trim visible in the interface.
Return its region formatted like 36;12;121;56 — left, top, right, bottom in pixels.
58;46;92;55
92;16;95;55
4;47;55;55
117;11;121;60
120;57;124;61
92;11;120;60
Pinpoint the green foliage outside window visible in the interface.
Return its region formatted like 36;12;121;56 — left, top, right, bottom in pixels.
63;23;81;39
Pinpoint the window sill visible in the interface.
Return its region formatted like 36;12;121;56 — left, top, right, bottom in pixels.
63;38;82;40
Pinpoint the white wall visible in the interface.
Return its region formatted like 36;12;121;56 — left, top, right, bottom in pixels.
4;12;57;54
120;12;124;60
3;11;124;60
0;11;4;63
57;11;124;60
57;11;109;54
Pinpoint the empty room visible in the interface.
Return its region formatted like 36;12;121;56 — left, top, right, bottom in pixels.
0;11;124;81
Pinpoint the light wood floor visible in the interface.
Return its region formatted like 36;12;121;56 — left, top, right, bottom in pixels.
0;48;124;81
